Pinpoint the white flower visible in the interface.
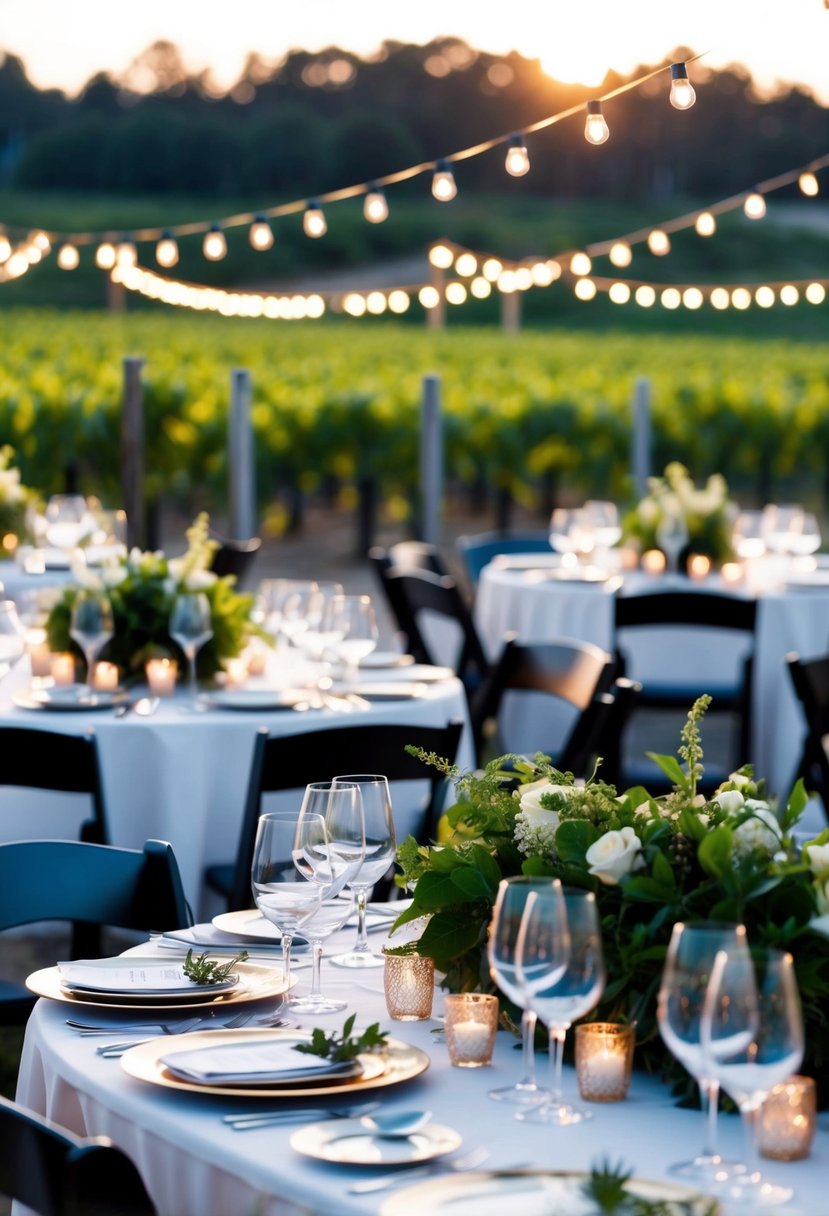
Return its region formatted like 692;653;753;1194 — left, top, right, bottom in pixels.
815;878;829;916
715;790;745;814
725;771;753;789
805;843;829;875
697;813;710;828
100;562;128;588
732;805;782;858
519;778;570;818
513;780;572;858
183;569;217;591
637;498;659;525
585;826;643;886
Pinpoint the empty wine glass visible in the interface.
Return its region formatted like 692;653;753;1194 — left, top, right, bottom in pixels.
44;494;92;551
330;774;397;969
657;920;748;1181
69;589;114;686
549;508;588;561
251;810;324;993
583;500;622;565
701;946;804;1207
487;876;568;1105
169;592;213;696
732;511;766;560
761;505;806;557
328;595;379;683
515;888;604;1125
656;510;690;573
788;512;821;558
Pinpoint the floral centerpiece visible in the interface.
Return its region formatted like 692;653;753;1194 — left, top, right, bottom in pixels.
395;699;829;1104
0;446;39;556
623;462;737;567
47;513;264;680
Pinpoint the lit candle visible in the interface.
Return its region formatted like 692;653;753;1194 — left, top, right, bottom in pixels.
452;1020;491;1059
720;562;742;585
145;658;177;697
687;553;711;581
383;951;434;1021
758;1075;816;1161
245;646;267;676
642;548;666;574
92;661;119;691
223;658;248;688
444;993;498;1067
29;641;53;678
575;1022;635;1102
51;652;75;685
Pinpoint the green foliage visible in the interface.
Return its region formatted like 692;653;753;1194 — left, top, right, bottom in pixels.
294;1013;388;1063
182;948;248;985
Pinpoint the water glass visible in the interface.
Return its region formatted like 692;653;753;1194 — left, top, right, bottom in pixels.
169;592;212;695
69;589;114;684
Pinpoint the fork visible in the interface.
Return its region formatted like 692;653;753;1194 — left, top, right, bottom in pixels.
347;1146;490;1194
224;1100;381;1130
70;1017;205;1036
94;1011;257;1055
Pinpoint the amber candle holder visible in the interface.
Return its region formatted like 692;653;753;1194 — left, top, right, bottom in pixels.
383;950;434;1021
758;1076;816;1161
574;1022;635;1102
444;993;498;1067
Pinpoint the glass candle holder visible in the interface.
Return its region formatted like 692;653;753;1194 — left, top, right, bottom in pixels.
757;1075;816;1161
145;658;177;697
444;993;498;1067
574;1022;635;1102
92;661;119;691
51;652;76;685
383;951;434;1021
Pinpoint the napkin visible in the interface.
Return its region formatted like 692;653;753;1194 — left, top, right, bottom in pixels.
160;925;285;955
161;1039;362;1085
58;957;237;995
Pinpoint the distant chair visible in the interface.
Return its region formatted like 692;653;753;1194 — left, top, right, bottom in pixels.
206;720;465;912
0;839;192;1025
210;536;262;586
786;651;829;817
456;530;552;589
0;1096;156;1215
386;541;452;578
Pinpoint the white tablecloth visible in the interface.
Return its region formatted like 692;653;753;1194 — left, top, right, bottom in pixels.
0;659;472;917
475;566;829;804
15;933;829;1216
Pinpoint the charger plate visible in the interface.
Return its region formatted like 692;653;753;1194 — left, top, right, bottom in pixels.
26;961;293;1012
380;1170;712;1216
121;1028;429;1099
13;686;127;712
291;1118;461;1166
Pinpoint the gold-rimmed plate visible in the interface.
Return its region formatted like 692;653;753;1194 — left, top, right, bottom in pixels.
120;1029;429;1099
13;686;127;712
26;961;293;1012
291;1118;461;1166
380;1170;712;1216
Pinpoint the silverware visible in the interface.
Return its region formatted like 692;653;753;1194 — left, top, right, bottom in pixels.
95;1010;257;1056
347;1146;490;1194
224;1100;381;1130
69;1017;204;1036
114;696;160;718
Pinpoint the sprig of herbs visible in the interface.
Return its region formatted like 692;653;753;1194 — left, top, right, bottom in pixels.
583;1159;716;1215
294;1013;388;1063
182;948;248;985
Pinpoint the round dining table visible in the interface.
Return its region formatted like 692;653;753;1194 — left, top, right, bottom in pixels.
14;929;829;1216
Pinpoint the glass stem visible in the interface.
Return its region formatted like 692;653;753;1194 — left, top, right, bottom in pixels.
519;1008;538;1088
550;1027;566;1102
353;888;370;953
281;934;293;988
310;941;323;996
701;1079;721;1159
740;1105;761;1181
187;648;198;695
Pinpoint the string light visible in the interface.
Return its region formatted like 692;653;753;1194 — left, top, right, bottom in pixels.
755;285;775;308
669;62;696;110
156;232;180;267
482;257;503;281
303;201;327;238
531;261;556;286
682;287;704;309
0;229;10;263
432;160;458;201
366;291;387;314
418;285;441;309
660;287;681;309
455;253;477;277
710;288;730;310
780;284;800;305
203;224;227;260
570;252;592;276
363;186;389;224
799;172;820;197
497;269;517;293
446;281;467;305
584;100;610;145
95;241;116;270
30;230;51;253
116;241;137;268
429;244;454;269
574;278;597;300
806;282;826;303
695;212;717;236
635;285;656;307
609;242;632;267
388;289;410;313
471;276;492;298
249;215;274;250
732;287;752;309
647;229;671;255
505;134;530;177
56;243;79;270
744;193;767;220
609;282;631;304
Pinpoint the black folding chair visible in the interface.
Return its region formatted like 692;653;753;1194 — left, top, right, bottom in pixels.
210;536;262;586
0;726;108;845
786;651;829;816
205;720;465;912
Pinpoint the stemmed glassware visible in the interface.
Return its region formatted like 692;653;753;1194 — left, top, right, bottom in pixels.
487;876;569;1105
656;511;690;573
169;592;213;696
515;888;604;1125
549;508;588;561
732;511;766;560
328;595;379;683
330;774;396;969
583;500;621;567
69;589;114;687
701;945;804;1207
44;494;92;552
657;920;748;1181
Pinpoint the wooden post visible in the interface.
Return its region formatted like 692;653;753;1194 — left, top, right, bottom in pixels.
500;289;522;334
632;376;652;497
426;265;446;330
420;374;443;544
121;357;145;550
229;368;255;539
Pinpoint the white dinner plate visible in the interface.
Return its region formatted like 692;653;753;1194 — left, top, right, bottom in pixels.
206;688;307;711
57;956;239;999
358;652;415;670
328;683;429;701
343;665;454;684
211;911;309;950
290;1118;461;1166
26;960;293;1011
380;1170;712;1216
13;685;126;712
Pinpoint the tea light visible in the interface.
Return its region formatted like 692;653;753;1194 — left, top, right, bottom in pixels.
721;561;742;585
619;545;640;571
575;1022;635;1102
383;951;434;1021
758;1075;816;1161
28;641;53;678
223;657;248;688
51;652;76;685
145;657;177;697
444;993;499;1067
92;661;119;691
245;646;267;676
687;553;711;582
642;548;666;575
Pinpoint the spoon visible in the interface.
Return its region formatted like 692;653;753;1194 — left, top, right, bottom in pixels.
359;1109;433;1138
133;696;160;716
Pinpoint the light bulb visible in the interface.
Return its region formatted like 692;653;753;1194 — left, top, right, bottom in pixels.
156;232;179;267
303;202;327;238
203;224;227;260
249;215;274;250
455;252;477;277
780;284;800;306
418;285;440;309
574;278;597;300
799;172;819;197
609;282;631;304
432;159;457;201
584;100;609;145
471;276;492;298
755;286;775;308
669;63;696;110
31;230;51;253
710;288;730;310
661;287;681;309
0;230;9;263
731;287;752;310
446;281;467;305
635;285;656;307
388;290;410;313
95;242;116;270
57;243;79;270
482;257;503;281
505;134;530;177
695;211;716;237
116;241;137;268
744;193;766;220
363;186;389;224
609;241;632;268
570;252;592;276
683;287;704;310
647;229;671;256
429;244;454;269
806;282;826;304
366;291;387;314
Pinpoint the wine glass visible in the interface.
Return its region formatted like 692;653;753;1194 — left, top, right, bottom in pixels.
656;510;689;573
69;589;114;686
583;500;621;566
330;774;397;969
732;511;766;560
169;593;213;696
487;876;569;1105
44;494;92;552
701;946;804;1207
515;888;604;1125
549;509;588;562
251;810;324;994
788;512;821;558
328;595;379;684
761;504;806;557
657;920;748;1181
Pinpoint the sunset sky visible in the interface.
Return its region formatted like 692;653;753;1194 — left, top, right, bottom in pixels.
1;0;828;100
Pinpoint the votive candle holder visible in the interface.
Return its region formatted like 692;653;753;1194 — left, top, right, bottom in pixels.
444;993;499;1067
145;658;177;697
758;1075;816;1161
51;652;76;685
92;661;119;692
574;1022;635;1102
383;951;434;1021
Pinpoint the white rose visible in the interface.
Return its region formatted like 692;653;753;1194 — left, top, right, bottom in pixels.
101;563;128;588
715;790;745;814
815;878;829;916
585;826;643;886
732;805;782;857
518;779;571;832
805;843;829;875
